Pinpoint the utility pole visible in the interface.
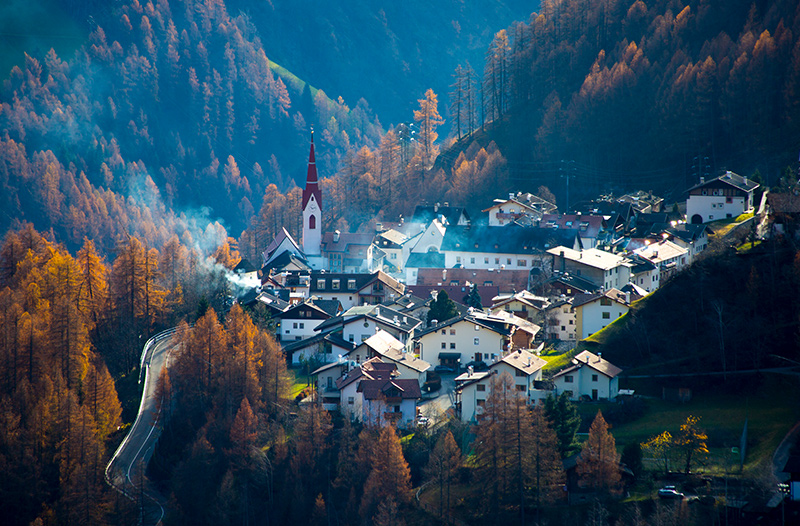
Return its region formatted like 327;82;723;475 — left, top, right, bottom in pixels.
559;160;576;212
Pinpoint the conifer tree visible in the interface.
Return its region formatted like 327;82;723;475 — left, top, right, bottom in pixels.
577;411;621;493
360;425;411;520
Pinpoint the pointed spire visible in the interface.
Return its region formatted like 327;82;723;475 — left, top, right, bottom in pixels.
302;128;322;209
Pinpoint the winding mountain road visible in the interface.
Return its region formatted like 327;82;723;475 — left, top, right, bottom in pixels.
106;327;183;526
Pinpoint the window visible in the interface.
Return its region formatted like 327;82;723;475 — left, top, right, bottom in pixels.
317;279;325;289
470;257;475;264
456;256;461;263
332;280;340;290
477;384;486;392
348;334;354;342
441;342;446;349
347;396;355;405
484;257;489;264
299;323;304;329
450;280;459;286
495;258;500;264
450;329;456;335
348;279;356;290
474;353;482;361
516;369;525;377
563;307;569;313
516;385;526;392
450;343;456;349
517;259;526;266
568;320;573;325
477;399;486;407
602;312;610;319
592;374;598;382
442;329;447;335
484;281;493;286
474;337;480;345
565;375;574;383
293;322;298;329
600;298;612;306
507;258;512;264
561;325;566;331
474;325;480;331
390;253;397;260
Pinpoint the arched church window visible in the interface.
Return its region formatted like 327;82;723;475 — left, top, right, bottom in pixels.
309;215;316;229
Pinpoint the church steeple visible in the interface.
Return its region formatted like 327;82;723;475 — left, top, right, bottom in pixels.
302;130;322;258
301;130;322;210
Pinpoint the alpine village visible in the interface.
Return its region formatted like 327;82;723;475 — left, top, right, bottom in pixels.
3;1;800;525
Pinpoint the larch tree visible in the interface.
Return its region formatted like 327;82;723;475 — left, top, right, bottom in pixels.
413;88;444;169
474;371;515;514
360;425;411;520
577;411;621;494
529;407;565;513
425;430;462;520
76;238;108;331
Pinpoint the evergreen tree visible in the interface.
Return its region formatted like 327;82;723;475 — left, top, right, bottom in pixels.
427;290;459;326
543;392;581;457
463;284;483;310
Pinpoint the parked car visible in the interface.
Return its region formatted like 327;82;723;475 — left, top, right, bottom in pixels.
416;416;429;427
465;360;489;372
434;365;455;373
658;486;685;499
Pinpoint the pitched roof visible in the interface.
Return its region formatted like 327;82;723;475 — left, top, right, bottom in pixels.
571;350;622;378
547;246;628;271
572;287;634;308
485;310;541;337
363;331;431;373
405;251;446;269
441;225;581;254
767;192;800;214
491;290;549;310
633;239;688;263
359;378;422;400
547;272;601;294
279;297;341;319
687;171;760;193
495;349;546;375
261;249;311;274
415;312;512;339
336;357;397;390
315;304;422;334
320;231;374;253
254;291;291;312
234;258;257;273
411;205;469;226
540;214;605;238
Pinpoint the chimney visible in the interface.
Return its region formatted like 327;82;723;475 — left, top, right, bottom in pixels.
597;352;602;361
434;202;440;212
744;176;748;186
376;222;383;232
334;230;340;242
468;365;474;375
374;306;380;317
700;176;705;184
509;192;515;200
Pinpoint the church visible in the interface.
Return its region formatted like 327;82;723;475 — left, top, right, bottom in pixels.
261;132;377;276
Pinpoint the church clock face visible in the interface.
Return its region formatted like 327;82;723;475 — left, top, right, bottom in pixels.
309;201;317;211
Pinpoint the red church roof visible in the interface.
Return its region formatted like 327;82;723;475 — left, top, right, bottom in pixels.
302;132;323;210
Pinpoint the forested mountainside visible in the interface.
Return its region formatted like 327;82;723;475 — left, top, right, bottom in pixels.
438;0;800;206
0;0;384;253
225;0;538;125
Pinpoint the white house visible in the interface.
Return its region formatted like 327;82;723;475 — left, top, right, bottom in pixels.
483;192;557;226
573;288;636;340
686;171;760;224
632;239;689;282
490;290;549;320
358;330;431;387
414;314;511;370
456;349;547;421
552;350;622;401
542;297;576;342
278;298;341;342
548;246;632;291
440;225;581;271
315;304;422;351
336;357;421;427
